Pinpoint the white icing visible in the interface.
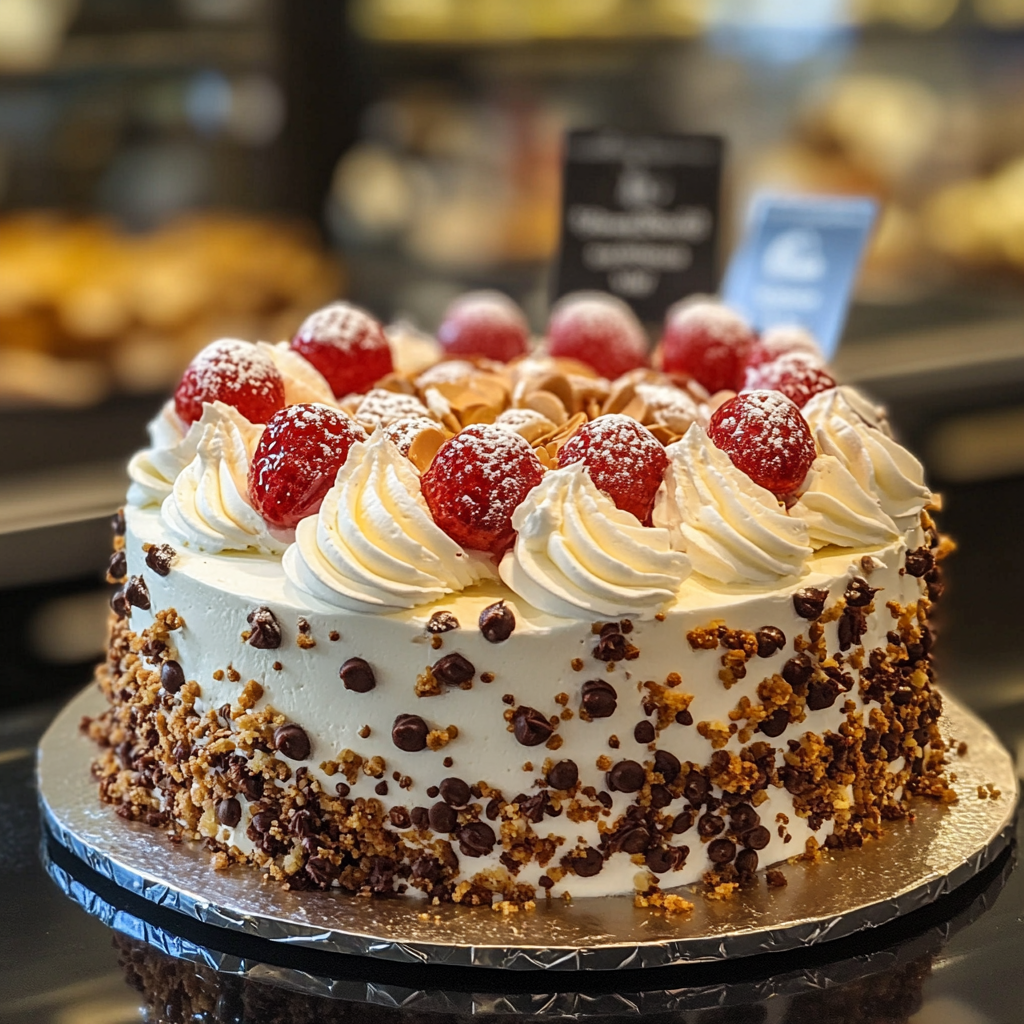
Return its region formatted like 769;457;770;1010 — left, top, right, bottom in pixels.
160;405;286;554
284;431;495;611
499;463;691;619
790;454;900;550
802;386;931;529
257;341;335;406
655;425;812;585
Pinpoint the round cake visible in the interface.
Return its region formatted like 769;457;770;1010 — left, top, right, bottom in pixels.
87;295;954;908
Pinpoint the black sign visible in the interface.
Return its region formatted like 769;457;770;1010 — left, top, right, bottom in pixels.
553;130;724;323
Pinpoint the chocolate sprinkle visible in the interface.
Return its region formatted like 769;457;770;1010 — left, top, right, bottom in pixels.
426;610;459;633
392;714;429;752
457;821;496;857
479;601;515;643
145;544;175;576
432;652;475;687
581;679;617;719
793;587;828;620
708;838;736;864
247;607;282;649
107;550;126;580
339;657;376;693
654;749;681;784
124;575;151;610
512;705;553;746
606;759;644;793
633;720;655;744
427;802;456;832
160;660;185;695
216;798;241;827
755;626;786;658
273;724;310;761
564;847;603;877
547;760;579;790
439;777;471;807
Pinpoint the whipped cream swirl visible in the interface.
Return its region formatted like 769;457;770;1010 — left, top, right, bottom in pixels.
160;405;285;555
802;386;930;529
790;454;900;550
257;341;335;405
655;425;811;585
284;431;494;611
499;464;690;619
128;400;257;508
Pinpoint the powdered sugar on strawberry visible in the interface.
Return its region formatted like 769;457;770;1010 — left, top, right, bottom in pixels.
174;338;285;425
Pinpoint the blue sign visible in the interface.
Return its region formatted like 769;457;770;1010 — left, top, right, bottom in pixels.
721;194;878;359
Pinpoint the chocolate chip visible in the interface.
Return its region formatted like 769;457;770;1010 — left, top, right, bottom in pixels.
793;587;828;620
547;760;579;790
654;749;680;784
593;631;628;662
675;709;693;726
838;607;867;652
596;790;613;809
564;847;603;877
697;813;725;838
216;798;241;827
581;679;617;719
273;724;310;761
392;714;428;752
335;782;350;797
410;806;430;829
649;784;672;809
250;811;274;835
512;705;553;746
633;721;655;744
457;821;496;857
806;679;840;711
744;825;771;850
111;509;126;536
904;547;933;578
124;575;151;610
606;759;644;793
844;576;878;608
107;550;126;580
782;653;813;689
389;807;411;829
683;771;709;805
374;781;388;796
618;826;651;854
671;809;695;834
433;652;474;687
736;849;759;875
730;803;760;832
160;660;185;694
539;875;554;889
755;626;786;658
426;610;459;633
485;798;502;820
708;838;736;864
339;657;376;693
172;741;191;762
145;544;175;576
439;777;471;807
426;786;440;798
428;802;457;832
247;607;282;649
758;707;790;738
479;601;515;643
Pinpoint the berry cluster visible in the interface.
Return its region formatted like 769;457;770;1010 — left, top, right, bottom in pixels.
170;293;835;555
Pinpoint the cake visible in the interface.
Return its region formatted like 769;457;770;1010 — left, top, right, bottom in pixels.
86;292;954;908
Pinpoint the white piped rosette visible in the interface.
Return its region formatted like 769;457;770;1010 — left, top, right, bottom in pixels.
283;431;495;612
499;463;691;619
654;425;812;585
160;403;286;555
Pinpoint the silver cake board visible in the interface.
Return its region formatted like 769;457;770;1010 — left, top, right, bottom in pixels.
38;684;1018;972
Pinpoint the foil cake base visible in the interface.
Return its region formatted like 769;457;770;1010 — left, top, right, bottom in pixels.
39;684;1018;972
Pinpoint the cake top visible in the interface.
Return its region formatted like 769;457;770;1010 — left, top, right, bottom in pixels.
127;290;933;619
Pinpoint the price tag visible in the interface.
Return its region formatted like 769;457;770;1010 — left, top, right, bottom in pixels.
721;193;878;359
553;130;724;323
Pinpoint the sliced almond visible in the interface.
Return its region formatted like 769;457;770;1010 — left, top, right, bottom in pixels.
534;445;557;470
707;390;736;414
602;379;637;415
648;424;680;446
375;372;417;395
461;403;501;426
619;395;649;422
441;411;462;433
531;372;575;412
586;398;603;420
407;426;447;473
523;389;567;425
547;411;587;447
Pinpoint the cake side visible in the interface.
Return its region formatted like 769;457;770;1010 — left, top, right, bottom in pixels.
86;504;951;904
